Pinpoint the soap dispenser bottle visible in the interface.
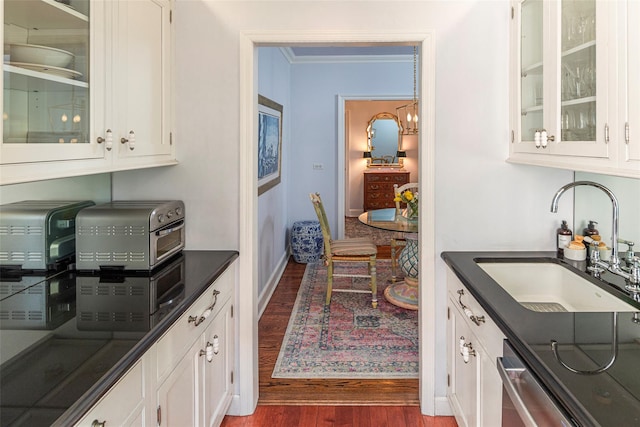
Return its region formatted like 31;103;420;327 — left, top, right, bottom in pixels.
583;220;600;238
583;221;600;258
557;220;572;257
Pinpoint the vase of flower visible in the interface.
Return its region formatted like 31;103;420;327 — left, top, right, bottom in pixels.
395;188;418;221
406;200;418;220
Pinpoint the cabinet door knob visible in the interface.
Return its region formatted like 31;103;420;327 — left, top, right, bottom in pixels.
120;130;136;150
459;336;476;363
96;129;113;151
200;341;214;362
212;334;220;355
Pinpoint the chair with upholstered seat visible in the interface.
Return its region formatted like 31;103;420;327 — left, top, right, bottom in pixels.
309;192;378;308
391;182;419;282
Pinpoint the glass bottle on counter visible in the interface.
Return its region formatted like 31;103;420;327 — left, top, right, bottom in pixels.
557;220;573;257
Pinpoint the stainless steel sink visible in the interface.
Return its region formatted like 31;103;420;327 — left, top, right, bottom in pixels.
477;261;638;313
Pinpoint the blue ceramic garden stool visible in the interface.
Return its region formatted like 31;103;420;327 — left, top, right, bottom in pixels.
290;220;323;263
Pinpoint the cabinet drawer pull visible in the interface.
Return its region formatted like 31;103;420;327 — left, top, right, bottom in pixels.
92;420;106;427
188;289;221;326
457;289;485;326
459;336;476;363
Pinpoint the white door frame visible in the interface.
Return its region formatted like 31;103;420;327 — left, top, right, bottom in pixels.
236;31;436;416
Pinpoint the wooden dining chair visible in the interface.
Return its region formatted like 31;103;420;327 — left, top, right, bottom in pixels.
309;193;378;308
391;182;419;282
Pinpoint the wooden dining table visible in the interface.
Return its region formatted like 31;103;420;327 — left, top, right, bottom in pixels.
358;208;418;310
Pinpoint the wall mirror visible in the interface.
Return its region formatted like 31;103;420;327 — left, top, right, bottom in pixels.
366;112;404;167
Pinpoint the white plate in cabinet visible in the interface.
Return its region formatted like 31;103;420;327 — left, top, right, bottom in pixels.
155;267;233;383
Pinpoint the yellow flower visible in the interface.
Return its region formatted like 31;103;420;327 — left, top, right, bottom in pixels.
393;195;402;202
403;190;414;201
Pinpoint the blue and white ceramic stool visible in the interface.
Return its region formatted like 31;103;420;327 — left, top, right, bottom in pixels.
290;220;323;263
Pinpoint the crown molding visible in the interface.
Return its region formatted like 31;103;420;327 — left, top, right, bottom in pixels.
278;47;412;64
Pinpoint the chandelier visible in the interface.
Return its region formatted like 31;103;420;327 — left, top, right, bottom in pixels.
396;45;419;135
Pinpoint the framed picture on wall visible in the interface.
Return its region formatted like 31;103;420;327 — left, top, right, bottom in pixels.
258;95;283;195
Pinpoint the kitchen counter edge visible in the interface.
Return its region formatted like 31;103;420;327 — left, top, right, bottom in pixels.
440;250;615;427
53;250;239;427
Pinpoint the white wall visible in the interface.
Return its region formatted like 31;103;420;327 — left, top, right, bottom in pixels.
112;0;576;415
288;61;414;231
574;172;640;248
0;174;111;205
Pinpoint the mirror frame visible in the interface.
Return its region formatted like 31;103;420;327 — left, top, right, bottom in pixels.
365;112;404;168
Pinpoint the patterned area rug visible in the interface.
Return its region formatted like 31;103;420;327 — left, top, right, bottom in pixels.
272;260;418;379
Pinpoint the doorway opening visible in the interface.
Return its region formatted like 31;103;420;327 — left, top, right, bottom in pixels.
237;32;436;416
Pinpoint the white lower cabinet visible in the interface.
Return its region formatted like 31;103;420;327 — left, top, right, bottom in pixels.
74;262;236;427
76;357;148;427
202;301;234;427
155;294;234;427
446;269;504;427
157;339;200;426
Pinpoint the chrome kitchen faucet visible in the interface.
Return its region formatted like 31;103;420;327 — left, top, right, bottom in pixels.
550;181;640;291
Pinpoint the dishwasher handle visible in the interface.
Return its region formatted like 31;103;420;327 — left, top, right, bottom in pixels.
497;355;574;427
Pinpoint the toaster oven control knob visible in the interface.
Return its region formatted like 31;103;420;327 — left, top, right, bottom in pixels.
157;214;165;223
175;207;183;216
167;210;174;219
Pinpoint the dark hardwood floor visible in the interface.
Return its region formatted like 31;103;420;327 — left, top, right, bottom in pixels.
221;405;458;427
221;247;457;426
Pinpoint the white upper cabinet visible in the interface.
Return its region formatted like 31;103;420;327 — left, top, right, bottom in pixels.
113;0;173;165
621;0;640;173
509;0;639;179
1;0;175;185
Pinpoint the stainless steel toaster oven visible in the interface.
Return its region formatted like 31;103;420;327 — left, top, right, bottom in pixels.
75;200;185;272
0;200;95;270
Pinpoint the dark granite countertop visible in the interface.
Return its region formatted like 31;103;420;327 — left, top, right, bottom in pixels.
441;251;640;427
0;250;238;427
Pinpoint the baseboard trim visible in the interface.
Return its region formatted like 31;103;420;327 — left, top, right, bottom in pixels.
258;250;289;318
434;395;453;416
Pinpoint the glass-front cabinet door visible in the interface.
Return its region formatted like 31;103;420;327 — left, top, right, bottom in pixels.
519;0;544;143
2;0;105;165
512;0;610;158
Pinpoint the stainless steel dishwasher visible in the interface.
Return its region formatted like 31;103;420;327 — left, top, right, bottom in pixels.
497;341;575;427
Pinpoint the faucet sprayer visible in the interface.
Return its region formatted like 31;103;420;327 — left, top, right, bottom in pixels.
550;181;639;288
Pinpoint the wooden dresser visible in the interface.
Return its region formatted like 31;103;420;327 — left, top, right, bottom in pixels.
363;170;410;211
